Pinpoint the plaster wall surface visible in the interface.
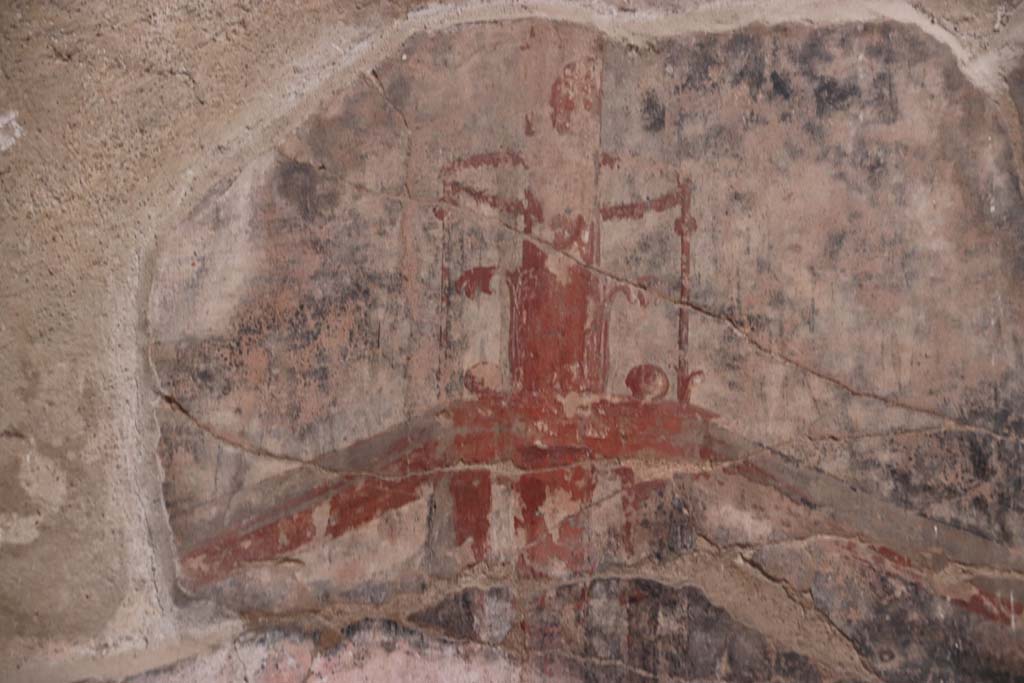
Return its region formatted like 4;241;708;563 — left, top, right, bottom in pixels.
2;1;1024;682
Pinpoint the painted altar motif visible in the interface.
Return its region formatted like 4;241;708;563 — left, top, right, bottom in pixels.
147;23;1024;663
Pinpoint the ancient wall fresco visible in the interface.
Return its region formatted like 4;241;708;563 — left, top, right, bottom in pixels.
145;19;1024;683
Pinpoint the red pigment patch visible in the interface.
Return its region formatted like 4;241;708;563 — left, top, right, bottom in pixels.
454;266;497;299
441;149;527;175
178;399;717;589
514;465;597;576
184;474;432;587
508;242;605;395
599;181;690;222
183;507;317;586
871;545;912;569
548;214;592;254
443;181;543;233
450;470;492;563
699;438;728;463
326;475;426;538
447;395;714;463
452;429;503;465
952;588;1023;626
396;439;446;476
549;59;599;134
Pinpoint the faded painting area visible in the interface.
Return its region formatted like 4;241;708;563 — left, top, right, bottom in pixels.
145;19;1024;683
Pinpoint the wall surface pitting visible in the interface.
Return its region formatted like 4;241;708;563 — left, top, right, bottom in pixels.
1;1;1023;682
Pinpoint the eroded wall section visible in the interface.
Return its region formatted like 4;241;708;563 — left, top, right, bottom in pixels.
144;19;1024;683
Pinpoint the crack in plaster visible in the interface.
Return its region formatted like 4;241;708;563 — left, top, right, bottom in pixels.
364;70;414;202
436;194;1024;448
273;171;1024;452
733;547;886;683
133;6;1024;680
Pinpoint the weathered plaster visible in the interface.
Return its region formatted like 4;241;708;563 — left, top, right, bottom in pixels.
1;1;1022;682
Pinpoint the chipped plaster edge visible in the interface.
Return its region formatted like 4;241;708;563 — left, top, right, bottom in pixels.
10;1;1020;682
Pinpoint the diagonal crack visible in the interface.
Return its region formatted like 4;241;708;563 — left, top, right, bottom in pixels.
435;195;1022;448
733;547;884;683
503;552;877;683
168;68;206;106
157;388;679;503
157;390;523;488
695;526;882;682
156;167;1024;500
365;69;413;201
157;389;339;478
276;136;1022;452
792;426;952;444
367;68;409;132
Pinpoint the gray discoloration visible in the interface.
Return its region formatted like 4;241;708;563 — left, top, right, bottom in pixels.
755;537;1024;682
137;17;1024;683
6;1;1024;682
523;579;829;682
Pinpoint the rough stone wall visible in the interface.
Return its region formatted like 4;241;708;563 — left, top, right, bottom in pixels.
2;2;1024;683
